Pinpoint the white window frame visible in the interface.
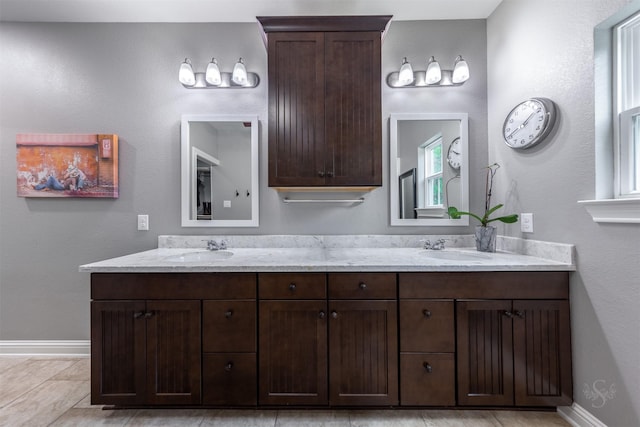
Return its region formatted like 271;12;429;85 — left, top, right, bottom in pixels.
580;4;640;223
418;135;443;208
614;11;640;198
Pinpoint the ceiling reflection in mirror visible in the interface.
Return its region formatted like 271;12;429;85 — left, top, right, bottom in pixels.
390;113;469;226
181;115;259;227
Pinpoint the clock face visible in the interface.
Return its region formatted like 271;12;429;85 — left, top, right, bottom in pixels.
447;137;462;169
503;97;556;149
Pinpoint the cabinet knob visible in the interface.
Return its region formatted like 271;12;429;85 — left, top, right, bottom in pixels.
359;282;367;290
133;311;144;319
514;310;525;318
326;171;334;178
423;362;433;373
319;311;326;319
423;309;432;319
289;283;296;291
225;310;233;319
144;311;155;318
224;362;233;372
503;310;513;318
318;171;325;177
331;311;338;319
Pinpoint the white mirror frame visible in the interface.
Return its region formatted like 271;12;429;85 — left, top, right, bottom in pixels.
181;114;259;227
390;113;469;226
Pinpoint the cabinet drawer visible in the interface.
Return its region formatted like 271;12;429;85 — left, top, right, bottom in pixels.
328;273;396;299
400;353;455;406
399;272;569;299
203;353;256;406
258;273;326;299
91;273;256;300
399;300;454;352
203;300;256;353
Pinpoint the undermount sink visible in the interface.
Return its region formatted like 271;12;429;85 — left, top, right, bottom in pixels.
165;251;234;263
423;250;491;261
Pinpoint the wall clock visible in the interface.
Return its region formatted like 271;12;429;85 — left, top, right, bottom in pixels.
503;97;557;149
447;137;462;169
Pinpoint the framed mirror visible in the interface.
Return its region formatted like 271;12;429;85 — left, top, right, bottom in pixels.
390;113;469;226
181;114;259;227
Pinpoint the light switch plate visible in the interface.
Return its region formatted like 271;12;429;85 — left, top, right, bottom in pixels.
520;213;533;233
137;214;149;231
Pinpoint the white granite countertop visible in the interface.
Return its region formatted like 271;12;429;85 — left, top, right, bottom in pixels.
79;235;575;273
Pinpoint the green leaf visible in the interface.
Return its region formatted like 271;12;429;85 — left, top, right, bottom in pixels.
487;214;519;224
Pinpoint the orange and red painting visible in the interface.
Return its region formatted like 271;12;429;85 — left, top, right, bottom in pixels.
16;133;119;198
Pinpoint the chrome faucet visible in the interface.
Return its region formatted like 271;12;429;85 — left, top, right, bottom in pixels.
206;240;227;251
424;239;446;250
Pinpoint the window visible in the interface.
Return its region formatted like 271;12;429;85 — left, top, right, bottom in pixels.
420;137;443;207
581;4;640;223
614;11;640;197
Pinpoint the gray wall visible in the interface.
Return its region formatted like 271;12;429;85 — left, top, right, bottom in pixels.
487;1;639;425
0;21;487;339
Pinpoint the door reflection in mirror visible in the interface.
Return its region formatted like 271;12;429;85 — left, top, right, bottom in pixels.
181;115;259;227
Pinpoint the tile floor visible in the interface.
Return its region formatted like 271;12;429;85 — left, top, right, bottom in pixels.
0;356;572;427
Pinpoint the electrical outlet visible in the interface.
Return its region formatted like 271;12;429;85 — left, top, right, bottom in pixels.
137;214;149;231
520;213;533;233
224;200;231;208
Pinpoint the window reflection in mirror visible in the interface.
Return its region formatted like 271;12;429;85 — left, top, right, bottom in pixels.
390;113;469;226
181;115;259;227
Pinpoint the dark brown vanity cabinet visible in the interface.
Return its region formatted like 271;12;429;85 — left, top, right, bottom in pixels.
400;272;573;408
202;276;257;406
328;273;398;406
90;273;256;407
91;297;201;406
457;299;572;407
258;16;390;188
258;272;398;406
398;296;456;406
258;273;328;406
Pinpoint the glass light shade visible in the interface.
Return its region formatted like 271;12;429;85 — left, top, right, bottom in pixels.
178;59;196;86
205;58;222;86
232;58;248;85
452;55;470;83
425;56;442;84
398;57;414;86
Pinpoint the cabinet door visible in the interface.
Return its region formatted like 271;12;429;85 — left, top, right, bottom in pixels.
268;32;326;187
145;300;201;405
91;301;146;405
328;300;398;406
457;300;514;406
513;300;573;406
324;32;382;186
259;300;328;405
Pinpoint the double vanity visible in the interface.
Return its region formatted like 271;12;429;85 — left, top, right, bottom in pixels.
81;235;575;409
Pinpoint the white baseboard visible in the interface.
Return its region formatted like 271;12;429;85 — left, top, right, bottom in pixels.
0;340;90;356
558;403;608;427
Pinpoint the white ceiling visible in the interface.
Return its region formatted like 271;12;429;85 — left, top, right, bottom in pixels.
0;0;503;22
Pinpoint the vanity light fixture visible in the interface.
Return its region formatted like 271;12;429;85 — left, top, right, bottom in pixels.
179;57;259;89
397;57;415;86
205;58;222;86
425;56;442;84
178;58;196;86
451;55;470;84
386;55;470;88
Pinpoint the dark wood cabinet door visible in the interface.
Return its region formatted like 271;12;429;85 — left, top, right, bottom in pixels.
259;300;328;405
203;353;257;406
457;300;514;406
91;301;146;405
513;300;573;406
145;300;201;405
400;353;455;406
328;300;398;406
324;32;382;186
268;32;326;187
